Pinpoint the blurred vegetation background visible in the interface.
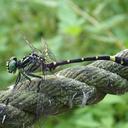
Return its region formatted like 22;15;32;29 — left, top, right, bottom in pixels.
0;0;128;128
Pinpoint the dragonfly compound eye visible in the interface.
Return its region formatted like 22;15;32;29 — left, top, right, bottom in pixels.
7;57;17;73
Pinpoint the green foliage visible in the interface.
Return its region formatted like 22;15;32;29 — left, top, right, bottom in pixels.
0;0;128;127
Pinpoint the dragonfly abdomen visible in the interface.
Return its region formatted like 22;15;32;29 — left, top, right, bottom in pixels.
48;56;128;70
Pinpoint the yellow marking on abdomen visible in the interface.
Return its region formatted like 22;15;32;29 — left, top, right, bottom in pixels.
110;56;116;62
53;62;57;65
67;60;70;63
95;56;98;59
81;58;84;61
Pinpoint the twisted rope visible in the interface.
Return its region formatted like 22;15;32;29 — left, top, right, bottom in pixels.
0;49;128;128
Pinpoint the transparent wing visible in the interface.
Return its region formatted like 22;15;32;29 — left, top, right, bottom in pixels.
41;38;56;63
23;36;56;63
23;37;45;58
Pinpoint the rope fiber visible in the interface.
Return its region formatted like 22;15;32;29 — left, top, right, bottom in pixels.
0;49;128;128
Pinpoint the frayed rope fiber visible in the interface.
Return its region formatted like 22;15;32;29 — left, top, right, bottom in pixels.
0;49;128;128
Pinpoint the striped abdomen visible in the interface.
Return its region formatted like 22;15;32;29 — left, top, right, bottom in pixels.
48;56;128;69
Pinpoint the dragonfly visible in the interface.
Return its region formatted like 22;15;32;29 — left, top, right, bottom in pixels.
6;39;128;120
6;40;128;89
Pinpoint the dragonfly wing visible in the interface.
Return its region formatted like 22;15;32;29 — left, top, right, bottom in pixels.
41;38;57;63
24;37;45;58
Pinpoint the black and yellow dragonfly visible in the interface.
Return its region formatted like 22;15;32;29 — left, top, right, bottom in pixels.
7;39;128;88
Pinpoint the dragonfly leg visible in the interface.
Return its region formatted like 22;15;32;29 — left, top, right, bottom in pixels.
6;72;22;106
26;72;42;79
13;72;21;89
20;71;32;89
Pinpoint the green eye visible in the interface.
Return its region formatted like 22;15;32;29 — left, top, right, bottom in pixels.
7;57;17;73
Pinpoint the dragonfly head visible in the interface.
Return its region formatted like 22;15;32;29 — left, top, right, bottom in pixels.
6;57;18;73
